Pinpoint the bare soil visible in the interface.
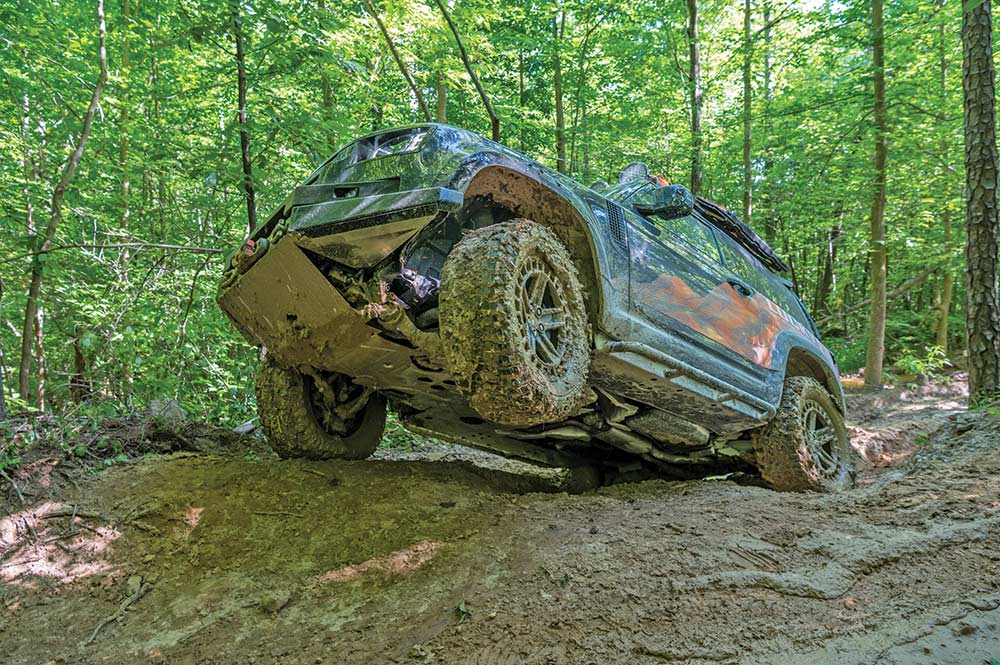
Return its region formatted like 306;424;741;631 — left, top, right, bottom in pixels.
2;376;998;665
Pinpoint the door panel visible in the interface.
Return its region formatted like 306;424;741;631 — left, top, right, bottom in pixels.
626;208;776;369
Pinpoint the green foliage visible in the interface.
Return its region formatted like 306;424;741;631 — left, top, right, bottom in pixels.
0;0;968;423
895;346;948;377
825;337;868;375
380;411;429;450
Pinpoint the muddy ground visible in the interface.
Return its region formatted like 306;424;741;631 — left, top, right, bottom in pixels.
1;377;998;664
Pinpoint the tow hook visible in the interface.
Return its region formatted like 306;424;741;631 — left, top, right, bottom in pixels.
233;237;269;274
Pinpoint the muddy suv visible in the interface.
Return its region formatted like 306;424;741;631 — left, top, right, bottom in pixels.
218;124;854;491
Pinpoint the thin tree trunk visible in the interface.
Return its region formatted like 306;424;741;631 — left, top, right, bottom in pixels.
233;4;256;234
518;48;526;152
362;0;431;122
687;0;703;195
317;0;336;152
0;277;7;422
934;4;952;353
553;13;567;173
436;71;447;122
937;207;953;350
569;16;600;175
864;0;889;389
118;0;135;275
815;219;842;317
742;0;753;224
19;0;108;405
962;0;1000;401
762;1;775;244
34;309;45;412
434;0;499;140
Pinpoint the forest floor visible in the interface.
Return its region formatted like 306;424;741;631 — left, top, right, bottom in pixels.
1;375;998;664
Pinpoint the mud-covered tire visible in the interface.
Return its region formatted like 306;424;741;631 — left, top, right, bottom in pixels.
439;219;591;426
752;376;855;492
254;357;386;460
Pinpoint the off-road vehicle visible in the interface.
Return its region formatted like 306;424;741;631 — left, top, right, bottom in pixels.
217;123;855;491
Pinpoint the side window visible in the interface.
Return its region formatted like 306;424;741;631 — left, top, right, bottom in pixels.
653;214;722;264
718;236;810;327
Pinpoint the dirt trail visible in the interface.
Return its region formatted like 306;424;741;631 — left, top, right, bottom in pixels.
1;378;998;665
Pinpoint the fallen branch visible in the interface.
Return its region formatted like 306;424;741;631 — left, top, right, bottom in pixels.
0;469;25;506
40;507;114;522
816;266;937;328
1;242;224;266
83;580;151;645
252;510;303;518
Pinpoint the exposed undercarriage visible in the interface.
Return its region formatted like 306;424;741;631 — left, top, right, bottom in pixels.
223;200;760;478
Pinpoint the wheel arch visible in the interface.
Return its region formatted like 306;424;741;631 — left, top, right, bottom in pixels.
782;345;846;414
458;163;606;324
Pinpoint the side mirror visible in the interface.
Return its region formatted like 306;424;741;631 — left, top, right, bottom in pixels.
634;184;695;220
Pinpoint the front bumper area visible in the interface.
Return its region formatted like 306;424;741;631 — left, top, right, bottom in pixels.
287;186;463;268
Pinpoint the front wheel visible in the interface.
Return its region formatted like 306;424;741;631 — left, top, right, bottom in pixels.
439;219;591;426
752;376;855;492
255;357;386;460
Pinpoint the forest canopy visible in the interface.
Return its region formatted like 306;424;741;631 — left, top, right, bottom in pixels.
0;0;967;422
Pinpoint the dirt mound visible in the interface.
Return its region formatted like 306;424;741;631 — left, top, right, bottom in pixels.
2;383;999;664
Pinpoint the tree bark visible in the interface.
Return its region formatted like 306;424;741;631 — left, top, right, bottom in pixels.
742;0;753;224
934;4;952;353
687;0;703;196
553;13;566;173
0;277;7;422
362;0;431;122
814;218;842;317
233;4;256;234
434;0;499;141
569;16;600;175
761;1;775;244
937;207;953;350
864;0;889;389
18;0;108;405
962;0;1000;401
118;0;135;275
436;71;447;122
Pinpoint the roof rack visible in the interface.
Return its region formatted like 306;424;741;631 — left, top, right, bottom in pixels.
694;197;790;273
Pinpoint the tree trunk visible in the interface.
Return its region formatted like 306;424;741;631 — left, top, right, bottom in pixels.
937;207;953;350
518;48;526;152
434;0;499;140
553;13;566;173
742;0;753;224
363;0;431;122
436;71;447;122
762;1;775;244
934;4;952;353
814;219;842;317
0;277;7;422
233;5;256;234
118;0;134;275
864;0;889;389
687;0;703;196
569;16;600;175
963;0;1000;401
34;308;45;412
19;0;108;406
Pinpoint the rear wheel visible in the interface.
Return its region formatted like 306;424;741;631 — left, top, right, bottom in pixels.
255;356;386;460
752;376;855;492
439;219;591;426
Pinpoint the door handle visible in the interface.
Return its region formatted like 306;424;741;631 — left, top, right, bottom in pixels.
727;278;755;297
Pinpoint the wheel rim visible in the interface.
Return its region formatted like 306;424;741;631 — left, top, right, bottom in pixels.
306;372;371;437
803;400;846;481
516;255;568;370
